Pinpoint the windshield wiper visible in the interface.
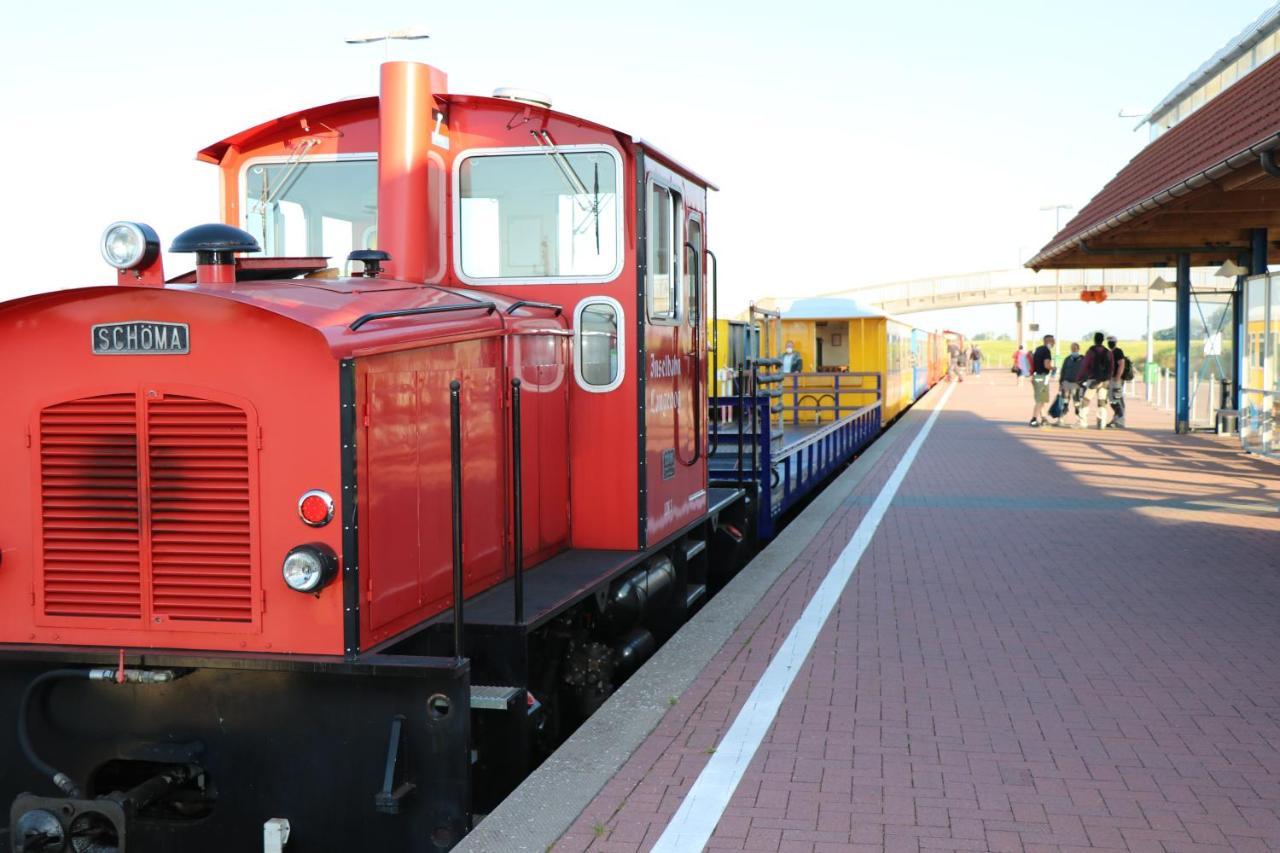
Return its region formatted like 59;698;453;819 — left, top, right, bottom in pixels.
531;130;591;203
252;137;320;215
531;130;605;251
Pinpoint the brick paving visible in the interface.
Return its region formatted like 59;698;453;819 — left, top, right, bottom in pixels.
554;372;1280;852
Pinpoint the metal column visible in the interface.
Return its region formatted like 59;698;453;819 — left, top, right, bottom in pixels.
1152;285;1162;366
1175;253;1191;433
1015;301;1025;349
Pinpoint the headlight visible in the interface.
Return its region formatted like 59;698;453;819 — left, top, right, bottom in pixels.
282;544;338;593
100;221;160;270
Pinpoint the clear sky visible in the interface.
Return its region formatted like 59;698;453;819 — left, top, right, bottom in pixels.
0;0;1270;339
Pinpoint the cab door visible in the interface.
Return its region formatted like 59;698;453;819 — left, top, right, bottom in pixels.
643;166;707;544
681;212;705;464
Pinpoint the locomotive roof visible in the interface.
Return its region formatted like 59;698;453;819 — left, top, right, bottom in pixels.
196;94;717;190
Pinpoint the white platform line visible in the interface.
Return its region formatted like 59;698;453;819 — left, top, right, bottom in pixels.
650;381;957;853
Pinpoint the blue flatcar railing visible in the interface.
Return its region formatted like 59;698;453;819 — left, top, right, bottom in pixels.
774;401;880;521
780;371;880;425
709;372;882;539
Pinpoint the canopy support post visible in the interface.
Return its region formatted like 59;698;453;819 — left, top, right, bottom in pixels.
1175;252;1191;434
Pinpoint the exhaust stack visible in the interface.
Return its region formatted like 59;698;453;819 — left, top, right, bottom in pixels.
378;61;448;283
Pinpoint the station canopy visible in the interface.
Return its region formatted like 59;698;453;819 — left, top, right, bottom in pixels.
1028;52;1280;270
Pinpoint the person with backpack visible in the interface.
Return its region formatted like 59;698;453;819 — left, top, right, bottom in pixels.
1106;335;1131;429
1075;332;1114;429
1056;341;1084;427
1028;334;1055;427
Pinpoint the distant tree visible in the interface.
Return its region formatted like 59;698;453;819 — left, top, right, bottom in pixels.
996;333;1011;341
1195;306;1228;337
972;331;994;341
1150;306;1226;342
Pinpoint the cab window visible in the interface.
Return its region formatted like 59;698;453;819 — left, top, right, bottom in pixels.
243;158;377;260
686;215;703;328
458;149;620;281
648;183;682;322
575;298;624;392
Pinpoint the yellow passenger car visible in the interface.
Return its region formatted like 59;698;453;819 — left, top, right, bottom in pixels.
776;298;933;422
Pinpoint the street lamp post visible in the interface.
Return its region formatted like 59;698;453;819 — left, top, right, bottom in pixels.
1040;204;1073;343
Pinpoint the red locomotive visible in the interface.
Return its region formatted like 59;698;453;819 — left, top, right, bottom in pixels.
0;58;904;853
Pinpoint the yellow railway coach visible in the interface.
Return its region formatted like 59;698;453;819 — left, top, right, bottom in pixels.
775;298;941;422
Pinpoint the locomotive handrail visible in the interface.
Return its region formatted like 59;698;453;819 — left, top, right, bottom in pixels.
708;249;722;459
449;380;466;662
505;300;563;316
510;378;525;625
677;241;702;468
349;302;498;331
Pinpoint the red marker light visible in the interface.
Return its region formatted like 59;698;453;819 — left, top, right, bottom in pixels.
298;490;334;527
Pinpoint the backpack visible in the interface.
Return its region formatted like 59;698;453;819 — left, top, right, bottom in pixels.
1088;346;1110;381
1120;357;1134;381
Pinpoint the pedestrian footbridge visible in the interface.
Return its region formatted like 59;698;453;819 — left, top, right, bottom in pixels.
816;266;1225;315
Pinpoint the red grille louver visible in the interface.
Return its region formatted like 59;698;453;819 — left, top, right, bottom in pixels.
147;395;254;623
38;391;257;626
39;394;143;618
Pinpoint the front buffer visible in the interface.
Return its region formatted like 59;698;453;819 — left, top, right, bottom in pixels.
3;651;470;852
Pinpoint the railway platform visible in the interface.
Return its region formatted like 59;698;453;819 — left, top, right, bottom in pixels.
461;371;1280;853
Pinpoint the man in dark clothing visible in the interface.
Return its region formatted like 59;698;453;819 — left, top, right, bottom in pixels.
1106;335;1128;429
947;340;964;382
1029;334;1055;427
1057;341;1084;427
1076;332;1114;429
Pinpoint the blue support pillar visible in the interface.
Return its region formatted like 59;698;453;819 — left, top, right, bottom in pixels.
1175;253;1192;433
